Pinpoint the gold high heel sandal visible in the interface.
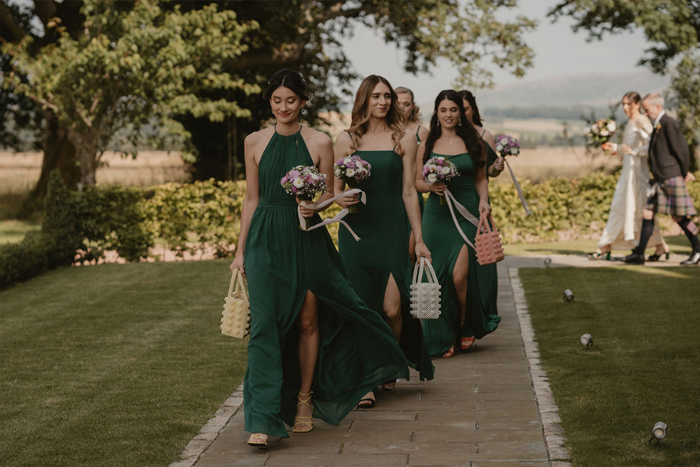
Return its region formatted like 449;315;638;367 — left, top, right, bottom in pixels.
292;391;314;433
247;433;268;449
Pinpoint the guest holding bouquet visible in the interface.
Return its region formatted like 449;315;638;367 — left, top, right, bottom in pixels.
588;91;669;261
334;155;372;213
230;69;409;448
334;75;434;408
460;90;504;179
416;90;500;358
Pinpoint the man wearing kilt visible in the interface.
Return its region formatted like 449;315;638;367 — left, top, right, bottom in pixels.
624;93;700;265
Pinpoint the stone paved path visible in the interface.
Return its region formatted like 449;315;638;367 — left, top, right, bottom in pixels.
186;262;568;467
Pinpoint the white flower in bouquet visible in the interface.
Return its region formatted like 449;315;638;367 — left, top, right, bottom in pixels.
293;178;304;188
607;122;617;132
346;168;356;177
600;129;609;137
427;173;437;183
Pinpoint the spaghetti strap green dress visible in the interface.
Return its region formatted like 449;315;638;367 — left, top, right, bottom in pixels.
243;129;410;438
338;150;434;381
421;152;500;356
416;129;425;213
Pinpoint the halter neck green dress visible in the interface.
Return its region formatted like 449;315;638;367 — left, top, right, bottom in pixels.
243;129;410;438
421;152;500;356
338;149;434;381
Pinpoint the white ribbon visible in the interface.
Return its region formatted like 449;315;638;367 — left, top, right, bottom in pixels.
503;158;533;216
443;188;478;251
298;188;367;241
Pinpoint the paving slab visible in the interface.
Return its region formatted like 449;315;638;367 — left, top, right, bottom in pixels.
181;262;569;467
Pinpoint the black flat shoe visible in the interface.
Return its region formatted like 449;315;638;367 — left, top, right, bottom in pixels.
623;253;645;265
680;251;700;265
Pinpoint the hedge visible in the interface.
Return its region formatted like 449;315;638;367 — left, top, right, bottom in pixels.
3;169;700;289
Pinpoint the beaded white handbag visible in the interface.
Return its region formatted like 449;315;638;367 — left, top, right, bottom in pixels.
410;257;442;320
220;269;250;339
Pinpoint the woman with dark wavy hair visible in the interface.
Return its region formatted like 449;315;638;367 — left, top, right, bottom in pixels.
459;90;504;178
334;75;434;408
231;69;409;448
416;90;500;358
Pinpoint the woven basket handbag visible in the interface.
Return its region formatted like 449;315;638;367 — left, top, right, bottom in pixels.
410;257;442;319
474;214;505;266
220;268;251;338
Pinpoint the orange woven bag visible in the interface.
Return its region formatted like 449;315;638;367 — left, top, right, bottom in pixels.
474;214;505;266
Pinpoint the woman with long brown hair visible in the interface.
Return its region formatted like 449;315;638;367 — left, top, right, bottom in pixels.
416;90;500;358
334;75;434;408
459;90;504;178
231;69;409;447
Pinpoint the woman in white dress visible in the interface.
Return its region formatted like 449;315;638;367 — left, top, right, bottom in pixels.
590;91;669;261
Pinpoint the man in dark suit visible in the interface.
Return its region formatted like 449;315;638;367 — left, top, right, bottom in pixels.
624;93;700;265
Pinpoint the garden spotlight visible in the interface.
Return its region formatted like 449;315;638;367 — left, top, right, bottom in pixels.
563;289;574;302
544;258;552;267
648;422;667;444
579;333;593;348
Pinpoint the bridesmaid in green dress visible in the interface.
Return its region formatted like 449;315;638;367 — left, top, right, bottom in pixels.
334;75;435;408
459;90;504;179
416;90;501;358
231;69;410;448
396;86;430;264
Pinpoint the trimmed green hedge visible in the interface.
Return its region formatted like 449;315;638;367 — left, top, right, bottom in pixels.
3;169;699;289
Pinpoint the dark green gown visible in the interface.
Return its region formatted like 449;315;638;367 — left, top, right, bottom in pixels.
338;150;435;381
421;152;500;356
416;129;425;213
243;129;410;438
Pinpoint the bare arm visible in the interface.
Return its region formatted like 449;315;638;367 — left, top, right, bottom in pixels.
475;153;491;218
332;132;359;208
483;130;504;177
401;133;431;260
230;135;261;275
417;125;430;144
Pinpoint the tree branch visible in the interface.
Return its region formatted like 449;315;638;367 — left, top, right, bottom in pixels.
0;1;27;41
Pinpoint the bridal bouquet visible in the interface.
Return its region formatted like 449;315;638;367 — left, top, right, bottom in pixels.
423;156;459;205
334;155;372;213
587;118;617;149
494;134;520;158
280;165;328;229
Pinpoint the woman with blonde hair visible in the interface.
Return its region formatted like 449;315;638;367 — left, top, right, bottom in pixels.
334;75;434;408
231;69;409;448
396;86;430;262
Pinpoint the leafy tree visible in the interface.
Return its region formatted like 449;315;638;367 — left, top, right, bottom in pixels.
2;0;258;187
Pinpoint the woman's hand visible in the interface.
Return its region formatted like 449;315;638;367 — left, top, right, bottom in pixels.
429;182;446;196
415;241;432;262
686;172;696;183
494;157;505;171
478;197;491;218
297;199;316;218
338;191;359;208
619;144;633;155
230;254;245;276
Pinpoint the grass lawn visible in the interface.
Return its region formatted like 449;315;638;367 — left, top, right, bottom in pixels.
0;220;40;244
505;234;692;257
0;260;247;467
520;266;700;466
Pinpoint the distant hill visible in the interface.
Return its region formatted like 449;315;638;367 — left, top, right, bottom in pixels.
473;70;670;109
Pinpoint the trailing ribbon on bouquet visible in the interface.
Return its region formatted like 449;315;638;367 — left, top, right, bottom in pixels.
503;158;533;216
443;188;479;250
298;188;367;241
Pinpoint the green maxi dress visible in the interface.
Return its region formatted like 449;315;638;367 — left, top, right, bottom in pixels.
421;152;501;356
244;129;410;438
338;150;435;381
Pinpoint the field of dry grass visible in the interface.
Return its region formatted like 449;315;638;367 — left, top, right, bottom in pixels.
0;151;189;193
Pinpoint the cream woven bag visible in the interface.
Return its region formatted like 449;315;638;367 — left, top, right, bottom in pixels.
220;269;251;338
410;257;442;319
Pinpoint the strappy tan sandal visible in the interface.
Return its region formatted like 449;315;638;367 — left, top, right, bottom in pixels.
247;433;268;449
292;391;314;433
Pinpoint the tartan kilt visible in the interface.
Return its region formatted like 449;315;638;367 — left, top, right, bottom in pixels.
646;176;698;217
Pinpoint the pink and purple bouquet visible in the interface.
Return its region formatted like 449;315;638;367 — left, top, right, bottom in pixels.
334;155;372;213
280;165;328;228
494;134;520;158
423;156;459;205
587;118;617;149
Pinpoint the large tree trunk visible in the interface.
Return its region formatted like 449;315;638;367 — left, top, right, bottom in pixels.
67;128;98;187
31;112;80;199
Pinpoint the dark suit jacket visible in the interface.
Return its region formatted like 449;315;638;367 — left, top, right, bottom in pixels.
648;113;690;181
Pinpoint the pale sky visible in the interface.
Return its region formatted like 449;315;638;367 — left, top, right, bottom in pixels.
340;0;653;107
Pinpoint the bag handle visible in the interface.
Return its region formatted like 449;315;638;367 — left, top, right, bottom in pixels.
229;268;248;299
412;256;438;285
